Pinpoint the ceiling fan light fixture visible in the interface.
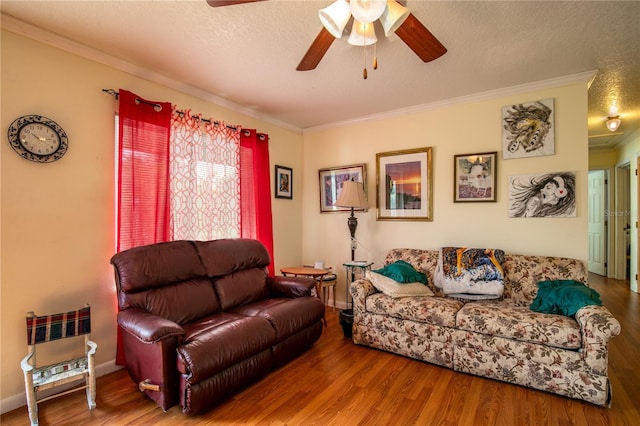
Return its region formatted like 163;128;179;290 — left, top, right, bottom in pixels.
379;0;410;36
319;0;351;38
350;0;387;24
348;20;377;46
606;116;621;132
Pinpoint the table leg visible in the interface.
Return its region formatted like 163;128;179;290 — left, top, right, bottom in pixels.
315;276;327;327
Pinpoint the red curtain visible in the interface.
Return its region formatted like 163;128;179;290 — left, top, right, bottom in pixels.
240;129;275;275
116;90;172;252
116;90;171;365
114;93;274;363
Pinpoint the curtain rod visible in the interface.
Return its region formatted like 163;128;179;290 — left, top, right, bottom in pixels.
102;89;238;130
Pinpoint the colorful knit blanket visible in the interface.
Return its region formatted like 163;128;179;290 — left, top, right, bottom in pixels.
434;247;505;299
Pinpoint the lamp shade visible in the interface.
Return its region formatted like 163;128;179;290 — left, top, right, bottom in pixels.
379;0;410;36
334;180;369;209
350;0;387;24
606;116;621;132
348;20;377;46
319;0;351;38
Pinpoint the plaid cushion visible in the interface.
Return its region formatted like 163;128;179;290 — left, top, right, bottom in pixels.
27;306;91;345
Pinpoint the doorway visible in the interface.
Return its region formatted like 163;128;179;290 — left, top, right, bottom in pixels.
616;163;631;280
588;170;607;275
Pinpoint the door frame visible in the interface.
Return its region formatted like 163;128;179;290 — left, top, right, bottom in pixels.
613;163;630;279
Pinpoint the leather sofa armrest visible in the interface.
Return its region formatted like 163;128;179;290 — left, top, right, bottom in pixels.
575;305;621;375
268;275;315;298
118;308;185;344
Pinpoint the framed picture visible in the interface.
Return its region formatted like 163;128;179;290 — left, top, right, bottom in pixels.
502;98;555;159
318;163;367;213
274;165;293;199
508;171;576;218
454;152;497;202
376;147;433;221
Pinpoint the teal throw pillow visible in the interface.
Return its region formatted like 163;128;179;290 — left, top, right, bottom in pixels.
530;280;602;317
373;260;428;284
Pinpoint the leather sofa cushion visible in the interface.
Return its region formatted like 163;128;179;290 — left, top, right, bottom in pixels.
230;297;326;340
456;301;582;350
181;312;247;344
120;278;220;325
214;268;270;311
120;277;220;325
177;315;277;383
194;239;271;277
112;240;206;292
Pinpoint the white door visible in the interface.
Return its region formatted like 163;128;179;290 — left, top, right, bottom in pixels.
588;170;607;275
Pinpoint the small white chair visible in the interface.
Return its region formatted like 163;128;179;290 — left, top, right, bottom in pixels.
21;304;97;426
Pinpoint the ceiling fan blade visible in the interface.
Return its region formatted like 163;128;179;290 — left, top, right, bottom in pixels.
394;13;447;62
206;0;267;7
297;27;335;71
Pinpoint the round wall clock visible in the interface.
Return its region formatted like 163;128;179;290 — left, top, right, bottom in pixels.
7;115;69;163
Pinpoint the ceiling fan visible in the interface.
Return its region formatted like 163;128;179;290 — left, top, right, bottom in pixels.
206;0;447;71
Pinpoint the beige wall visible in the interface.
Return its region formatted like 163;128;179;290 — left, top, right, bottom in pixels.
589;149;618;169
302;83;590;306
0;30;303;405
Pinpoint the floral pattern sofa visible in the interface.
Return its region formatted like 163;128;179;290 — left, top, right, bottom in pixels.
351;248;621;406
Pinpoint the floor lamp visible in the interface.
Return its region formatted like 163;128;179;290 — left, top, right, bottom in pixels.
334;180;369;261
334;179;368;337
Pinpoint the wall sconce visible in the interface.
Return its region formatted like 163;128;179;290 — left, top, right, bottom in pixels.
606;116;621;132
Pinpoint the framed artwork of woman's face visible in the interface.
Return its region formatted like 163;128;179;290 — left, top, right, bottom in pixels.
508;171;576;218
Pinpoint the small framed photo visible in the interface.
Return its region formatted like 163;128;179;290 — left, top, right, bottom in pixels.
454;152;497;202
376;147;433;221
274;165;293;199
318;163;367;213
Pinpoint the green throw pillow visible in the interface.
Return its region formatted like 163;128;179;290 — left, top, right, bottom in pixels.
530;280;602;317
373;260;428;284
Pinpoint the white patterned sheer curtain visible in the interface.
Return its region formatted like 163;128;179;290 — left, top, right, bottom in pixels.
169;109;241;240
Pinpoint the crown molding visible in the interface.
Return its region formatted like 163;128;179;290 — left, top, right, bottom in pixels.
1;13;302;134
304;70;598;134
3;13;596;136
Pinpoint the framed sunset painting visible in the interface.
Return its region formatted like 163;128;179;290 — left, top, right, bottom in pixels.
375;147;433;221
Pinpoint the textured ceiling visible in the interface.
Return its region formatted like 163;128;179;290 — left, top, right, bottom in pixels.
1;0;639;147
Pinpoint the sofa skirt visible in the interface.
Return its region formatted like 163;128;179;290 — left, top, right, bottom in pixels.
452;336;609;406
353;322;454;369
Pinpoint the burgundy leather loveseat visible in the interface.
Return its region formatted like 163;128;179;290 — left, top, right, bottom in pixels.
110;238;325;415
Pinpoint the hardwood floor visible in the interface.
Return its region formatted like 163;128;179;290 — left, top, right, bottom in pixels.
3;274;639;425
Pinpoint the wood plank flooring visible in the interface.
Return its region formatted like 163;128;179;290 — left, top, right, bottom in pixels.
2;273;638;425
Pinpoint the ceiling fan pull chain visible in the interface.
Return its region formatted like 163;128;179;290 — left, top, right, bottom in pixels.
363;44;368;79
373;43;378;70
